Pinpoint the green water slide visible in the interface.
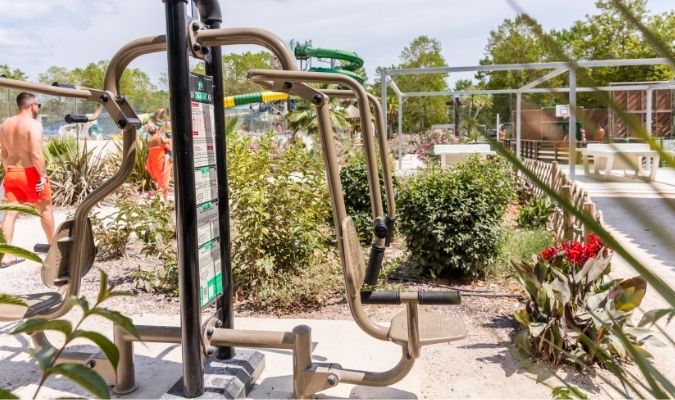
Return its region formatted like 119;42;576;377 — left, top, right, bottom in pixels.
294;43;365;83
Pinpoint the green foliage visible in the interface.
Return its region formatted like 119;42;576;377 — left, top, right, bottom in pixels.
513;236;654;368
286;94;349;137
45;137;111;207
228;132;339;309
90;194;178;294
395;36;449;131
339;154;398;244
1;270;139;399
38;61;168;114
497;228;553;279
111;136;152;192
517;197;555;230
398;156;515;277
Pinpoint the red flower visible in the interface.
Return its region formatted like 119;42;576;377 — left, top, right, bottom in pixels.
541;246;557;261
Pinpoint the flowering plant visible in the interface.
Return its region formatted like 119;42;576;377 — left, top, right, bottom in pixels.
513;235;651;367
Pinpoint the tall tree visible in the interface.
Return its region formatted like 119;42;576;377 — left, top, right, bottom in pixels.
454;79;493;141
479;15;561;121
395;36;449;132
552;0;674;97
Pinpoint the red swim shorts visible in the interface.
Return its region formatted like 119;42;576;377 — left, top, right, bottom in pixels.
3;166;52;204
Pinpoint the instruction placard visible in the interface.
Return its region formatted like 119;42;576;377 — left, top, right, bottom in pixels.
190;72;222;308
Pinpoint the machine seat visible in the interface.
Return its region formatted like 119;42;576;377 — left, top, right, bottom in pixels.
388;310;466;346
0;292;63;322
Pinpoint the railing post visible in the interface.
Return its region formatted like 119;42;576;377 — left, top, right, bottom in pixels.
551;161;558;192
582;201;598;241
562;185;573;241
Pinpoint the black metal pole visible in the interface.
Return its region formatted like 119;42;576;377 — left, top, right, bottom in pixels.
164;0;204;397
201;19;235;359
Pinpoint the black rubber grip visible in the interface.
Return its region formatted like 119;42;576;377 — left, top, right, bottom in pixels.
33;243;50;253
361;291;400;304
360;290;461;305
417;290;461;305
65;114;88;123
373;217;388;239
52;82;76;89
364;244;385;285
384;216;396;247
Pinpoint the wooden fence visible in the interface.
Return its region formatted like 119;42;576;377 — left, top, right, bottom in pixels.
519;159;603;242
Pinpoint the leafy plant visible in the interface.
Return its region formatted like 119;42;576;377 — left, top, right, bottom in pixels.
111;136;152;192
46;137;111;207
228;132;339;309
398;155;515;277
0;270;140;399
513;235;654;367
517;197;555;230
339;154;398;244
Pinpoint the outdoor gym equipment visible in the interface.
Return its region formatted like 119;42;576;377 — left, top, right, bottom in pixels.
294;41;365;83
0;1;465;397
0;74;141;381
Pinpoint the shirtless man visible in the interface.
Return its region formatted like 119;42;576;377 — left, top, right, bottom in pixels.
0;92;55;267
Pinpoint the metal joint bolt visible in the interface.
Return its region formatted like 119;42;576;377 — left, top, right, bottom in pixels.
311;94;324;105
192;22;200;32
215;320;223;328
192;43;202;52
206;327;215;336
202;47;209;55
327;375;338;386
206;347;216;356
100;93;109;102
85;360;96;369
282;82;293;90
117;119;127;129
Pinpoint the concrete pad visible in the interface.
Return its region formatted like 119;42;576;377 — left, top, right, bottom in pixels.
0;313;421;399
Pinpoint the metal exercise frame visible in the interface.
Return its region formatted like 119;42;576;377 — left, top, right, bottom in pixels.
380;58;674;178
1;1;465;397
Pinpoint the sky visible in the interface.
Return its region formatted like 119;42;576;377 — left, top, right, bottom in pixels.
0;0;673;87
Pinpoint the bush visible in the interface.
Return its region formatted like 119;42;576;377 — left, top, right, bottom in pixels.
228;132;340;309
46;138;112;206
398;156;514;277
513;235;654;367
340;154;398;244
414;130;459;165
517;197;555;229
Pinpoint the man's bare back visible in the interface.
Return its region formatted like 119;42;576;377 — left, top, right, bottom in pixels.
0;92;55;266
0;115;45;170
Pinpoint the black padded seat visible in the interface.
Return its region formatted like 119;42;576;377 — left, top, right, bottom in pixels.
0;292;63;322
388;310;466;346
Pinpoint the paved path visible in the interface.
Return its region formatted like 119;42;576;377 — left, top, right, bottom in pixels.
0;161;673;398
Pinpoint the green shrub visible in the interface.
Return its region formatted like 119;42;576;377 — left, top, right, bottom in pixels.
398;156;514;277
517;197;555;229
111;136;152;192
340;154;398;244
228;132;339;309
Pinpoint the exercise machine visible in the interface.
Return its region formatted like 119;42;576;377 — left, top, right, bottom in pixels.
0;1;466;397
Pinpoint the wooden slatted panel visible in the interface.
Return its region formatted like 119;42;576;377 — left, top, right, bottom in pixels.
518;159;602;242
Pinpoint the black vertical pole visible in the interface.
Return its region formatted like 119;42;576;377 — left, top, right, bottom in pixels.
164;0;204;397
201;18;235;359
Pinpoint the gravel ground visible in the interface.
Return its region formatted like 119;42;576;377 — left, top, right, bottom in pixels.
0;206;664;399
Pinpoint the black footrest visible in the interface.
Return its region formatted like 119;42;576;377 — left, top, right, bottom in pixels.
34;243;50;253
